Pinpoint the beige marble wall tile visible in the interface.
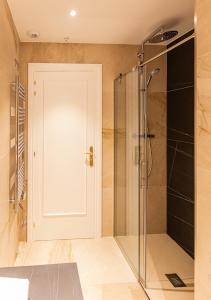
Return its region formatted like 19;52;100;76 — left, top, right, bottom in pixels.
0;213;19;267
0;154;10;234
102;129;114;189
0;0;20;267
113;76;127;236
196;0;211;58
114;128;126;235
19;42;138;237
145;46;167;93
7;213;19;266
0;224;9;267
102;129;114;235
0;83;10;157
147;92;167;138
103;91;115;130
196;1;211;299
102;188;114;236
146;187;167;234
15;240;72;267
18;198;27;241
144;45;166;61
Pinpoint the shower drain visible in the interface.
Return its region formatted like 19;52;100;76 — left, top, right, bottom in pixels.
165;273;187;288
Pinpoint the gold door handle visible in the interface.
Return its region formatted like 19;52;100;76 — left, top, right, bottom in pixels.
85;146;94;167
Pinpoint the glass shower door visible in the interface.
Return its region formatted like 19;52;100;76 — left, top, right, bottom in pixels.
139;66;147;286
114;69;146;284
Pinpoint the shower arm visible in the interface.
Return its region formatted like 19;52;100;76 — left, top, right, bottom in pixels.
137;28;163;64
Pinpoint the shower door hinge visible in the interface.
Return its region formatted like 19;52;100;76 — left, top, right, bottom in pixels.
33;222;36;228
34;80;37;85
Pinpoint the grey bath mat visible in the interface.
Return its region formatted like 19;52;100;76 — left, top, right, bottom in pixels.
0;263;83;299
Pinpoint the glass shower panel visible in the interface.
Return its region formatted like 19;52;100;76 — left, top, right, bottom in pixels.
139;66;147;286
144;53;168;290
144;45;194;295
114;74;127;248
114;70;142;279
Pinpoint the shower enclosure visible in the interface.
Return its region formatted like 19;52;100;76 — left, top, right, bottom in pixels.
114;69;146;282
114;31;195;297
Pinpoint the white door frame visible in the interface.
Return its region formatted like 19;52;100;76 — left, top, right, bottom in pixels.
28;63;102;242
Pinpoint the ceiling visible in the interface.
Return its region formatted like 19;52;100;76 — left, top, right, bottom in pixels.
7;0;195;44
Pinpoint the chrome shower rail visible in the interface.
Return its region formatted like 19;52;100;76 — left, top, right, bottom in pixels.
139;33;195;67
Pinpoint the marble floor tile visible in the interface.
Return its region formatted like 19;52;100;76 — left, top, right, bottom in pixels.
70;237;148;300
14;237;194;299
15;240;72;266
81;283;148;300
15;237;148;300
71;237;136;285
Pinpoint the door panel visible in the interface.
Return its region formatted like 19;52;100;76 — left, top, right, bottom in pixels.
43;80;87;216
29;65;102;241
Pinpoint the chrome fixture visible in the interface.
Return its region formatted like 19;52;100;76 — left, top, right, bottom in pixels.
17;81;26;207
148;30;178;44
9;78;26;210
137;27;179;64
146;68;160;87
146;68;160;177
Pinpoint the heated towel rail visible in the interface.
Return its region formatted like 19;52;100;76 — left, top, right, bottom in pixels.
17;82;26;206
9;78;26;210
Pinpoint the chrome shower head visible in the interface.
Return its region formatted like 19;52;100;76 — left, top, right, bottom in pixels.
147;68;160;87
148;30;178;44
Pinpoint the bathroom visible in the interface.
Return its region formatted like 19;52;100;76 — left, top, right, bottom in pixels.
0;0;210;299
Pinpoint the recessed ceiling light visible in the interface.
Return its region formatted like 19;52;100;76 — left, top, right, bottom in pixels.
69;10;77;17
27;30;40;39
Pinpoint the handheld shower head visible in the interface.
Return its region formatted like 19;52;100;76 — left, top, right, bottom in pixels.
150;68;160;77
147;68;160;87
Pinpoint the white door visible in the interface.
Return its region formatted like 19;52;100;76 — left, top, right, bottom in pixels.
28;64;102;241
